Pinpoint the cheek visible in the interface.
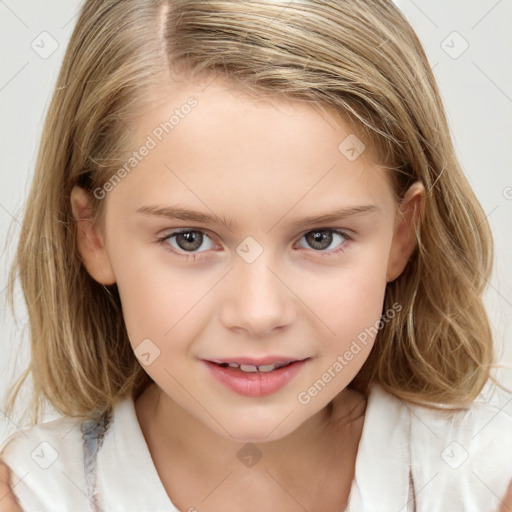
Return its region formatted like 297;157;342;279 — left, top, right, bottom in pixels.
107;241;182;342
298;245;390;338
311;273;387;360
297;257;389;399
111;244;218;358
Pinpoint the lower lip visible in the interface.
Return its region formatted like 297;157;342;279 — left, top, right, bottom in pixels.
203;359;309;397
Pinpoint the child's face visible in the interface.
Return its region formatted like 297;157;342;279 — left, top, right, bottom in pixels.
73;74;422;442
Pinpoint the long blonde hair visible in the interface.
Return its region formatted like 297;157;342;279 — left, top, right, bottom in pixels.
4;0;506;426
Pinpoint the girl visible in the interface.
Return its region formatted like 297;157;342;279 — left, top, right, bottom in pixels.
1;0;511;510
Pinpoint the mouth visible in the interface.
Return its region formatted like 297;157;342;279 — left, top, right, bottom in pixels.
202;357;311;397
205;357;310;373
214;361;294;373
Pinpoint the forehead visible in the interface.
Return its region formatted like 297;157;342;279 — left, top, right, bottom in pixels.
112;75;395;219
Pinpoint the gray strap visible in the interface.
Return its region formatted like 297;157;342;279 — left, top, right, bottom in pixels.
407;401;416;512
81;409;112;512
407;467;417;511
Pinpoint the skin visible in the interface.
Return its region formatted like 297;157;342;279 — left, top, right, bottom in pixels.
0;463;21;512
69;73;426;510
3;74;512;512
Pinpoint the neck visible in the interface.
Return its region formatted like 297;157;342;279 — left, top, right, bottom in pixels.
135;382;366;479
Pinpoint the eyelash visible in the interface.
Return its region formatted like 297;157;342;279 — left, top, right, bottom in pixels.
155;228;353;261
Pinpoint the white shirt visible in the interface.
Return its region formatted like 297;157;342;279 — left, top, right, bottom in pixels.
1;379;511;511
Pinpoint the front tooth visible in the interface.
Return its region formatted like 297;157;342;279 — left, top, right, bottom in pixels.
228;362;239;368
240;364;259;372
257;364;277;372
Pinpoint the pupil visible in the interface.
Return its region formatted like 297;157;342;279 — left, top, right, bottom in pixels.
177;231;202;251
307;230;332;250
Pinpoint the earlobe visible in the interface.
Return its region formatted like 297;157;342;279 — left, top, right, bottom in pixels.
70;186;116;285
386;181;425;283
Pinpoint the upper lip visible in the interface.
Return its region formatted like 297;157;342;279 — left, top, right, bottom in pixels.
205;356;310;366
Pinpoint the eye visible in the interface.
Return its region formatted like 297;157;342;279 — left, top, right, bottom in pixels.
296;229;350;254
157;229;216;255
155;227;352;260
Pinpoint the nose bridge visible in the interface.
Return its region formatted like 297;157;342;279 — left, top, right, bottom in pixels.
220;249;294;336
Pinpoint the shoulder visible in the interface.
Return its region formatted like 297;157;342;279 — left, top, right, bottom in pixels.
375;379;512;510
406;378;512;459
0;411;92;510
366;379;512;453
0;411;85;467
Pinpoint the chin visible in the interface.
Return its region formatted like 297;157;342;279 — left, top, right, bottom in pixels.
211;414;300;444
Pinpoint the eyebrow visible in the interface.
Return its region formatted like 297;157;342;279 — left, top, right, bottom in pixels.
135;204;379;231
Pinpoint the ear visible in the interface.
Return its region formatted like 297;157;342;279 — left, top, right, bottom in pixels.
386;180;425;283
70;186;116;285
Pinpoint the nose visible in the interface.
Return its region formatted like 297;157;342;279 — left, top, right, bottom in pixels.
219;257;296;338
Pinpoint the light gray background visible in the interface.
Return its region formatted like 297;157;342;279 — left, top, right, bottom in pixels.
1;0;511;442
